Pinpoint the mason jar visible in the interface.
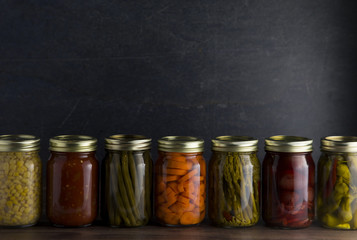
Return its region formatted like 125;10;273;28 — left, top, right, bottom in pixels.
102;134;152;227
208;136;260;227
262;135;315;229
317;136;357;230
0;135;41;227
46;135;98;227
155;136;206;226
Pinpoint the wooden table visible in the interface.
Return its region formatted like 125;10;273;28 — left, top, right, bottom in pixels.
0;222;354;240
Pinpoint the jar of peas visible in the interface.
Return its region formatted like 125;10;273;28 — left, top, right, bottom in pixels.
0;134;41;227
155;136;206;226
317;136;357;230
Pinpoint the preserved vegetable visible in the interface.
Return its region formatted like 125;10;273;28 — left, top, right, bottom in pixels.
102;135;152;227
262;135;315;229
155;136;206;226
318;136;357;229
209;136;260;227
0;135;41;227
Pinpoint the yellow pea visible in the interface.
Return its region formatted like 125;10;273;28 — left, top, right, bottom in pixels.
6;201;13;208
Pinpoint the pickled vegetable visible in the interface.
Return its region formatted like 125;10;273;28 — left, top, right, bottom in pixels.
0;151;41;227
103;150;152;227
262;152;315;228
208;152;260;227
155;152;206;226
317;153;357;229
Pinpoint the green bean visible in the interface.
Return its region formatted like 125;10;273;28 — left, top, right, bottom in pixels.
113;152;136;225
121;151;141;222
110;153;131;225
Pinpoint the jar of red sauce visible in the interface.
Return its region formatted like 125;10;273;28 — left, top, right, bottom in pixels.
262;135;315;229
155;136;206;226
46;135;98;227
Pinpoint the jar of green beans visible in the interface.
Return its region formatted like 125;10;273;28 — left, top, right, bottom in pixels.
208;136;260;227
102;135;152;227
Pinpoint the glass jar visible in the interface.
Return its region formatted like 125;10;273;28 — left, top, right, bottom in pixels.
46;135;98;227
317;136;357;230
262;135;315;229
0;135;41;227
208;136;260;227
102;134;152;227
155;136;206;226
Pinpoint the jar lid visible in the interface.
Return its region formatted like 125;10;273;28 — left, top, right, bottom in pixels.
49;135;97;152
321;136;357;153
105;134;151;151
265;135;313;153
0;134;40;152
212;136;258;152
158;136;204;153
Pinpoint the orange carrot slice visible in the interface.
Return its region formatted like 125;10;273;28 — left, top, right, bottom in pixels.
163;175;179;182
165;168;188;176
178;168;199;183
167;160;192;170
180;211;200;225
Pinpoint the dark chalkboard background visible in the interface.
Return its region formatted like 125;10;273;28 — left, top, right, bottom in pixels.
1;0;357;164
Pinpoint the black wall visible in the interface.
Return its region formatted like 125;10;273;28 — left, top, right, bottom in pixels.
1;0;357;163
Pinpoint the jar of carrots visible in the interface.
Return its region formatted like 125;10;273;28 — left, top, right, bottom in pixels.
262;135;315;229
155;136;206;226
208;136;260;227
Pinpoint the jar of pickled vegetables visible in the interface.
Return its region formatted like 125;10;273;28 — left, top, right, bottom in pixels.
46;135;98;227
208;136;260;227
262;135;315;229
317;136;357;230
0;135;41;228
102;134;152;227
155;136;206;226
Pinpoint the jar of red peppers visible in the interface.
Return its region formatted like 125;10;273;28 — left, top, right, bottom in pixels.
262;135;315;229
209;136;260;227
317;136;357;230
155;136;206;226
102;134;152;227
46;135;98;227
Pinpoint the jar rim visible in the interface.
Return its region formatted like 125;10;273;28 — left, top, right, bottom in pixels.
105;134;151;151
0;134;40;152
212;136;258;152
49;135;97;152
265;135;313;153
158;136;204;153
321;136;357;152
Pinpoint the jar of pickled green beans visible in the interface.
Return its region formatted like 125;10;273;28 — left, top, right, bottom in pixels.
317;136;357;230
102;134;152;227
208;136;260;227
0;134;41;228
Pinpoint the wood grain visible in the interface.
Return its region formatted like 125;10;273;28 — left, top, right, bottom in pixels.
0;222;354;240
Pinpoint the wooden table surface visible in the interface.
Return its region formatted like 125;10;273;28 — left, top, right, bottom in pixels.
0;221;355;240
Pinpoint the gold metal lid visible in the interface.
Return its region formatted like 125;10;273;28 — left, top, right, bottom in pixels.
158;136;204;153
49;135;97;152
105;134;151;151
265;135;313;153
212;136;258;152
321;136;357;153
0;134;40;152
